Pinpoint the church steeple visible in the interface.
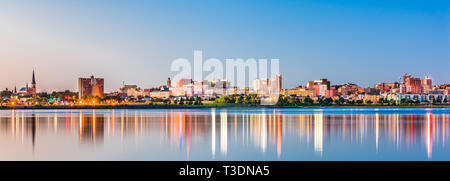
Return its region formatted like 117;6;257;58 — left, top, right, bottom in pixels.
30;69;37;98
31;69;36;85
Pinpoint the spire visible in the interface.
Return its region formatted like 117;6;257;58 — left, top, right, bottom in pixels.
31;69;36;85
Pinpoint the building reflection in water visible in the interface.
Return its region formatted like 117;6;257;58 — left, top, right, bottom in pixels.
0;111;37;150
211;109;216;158
427;113;432;159
0;109;449;159
314;113;323;155
78;110;104;144
220;111;227;155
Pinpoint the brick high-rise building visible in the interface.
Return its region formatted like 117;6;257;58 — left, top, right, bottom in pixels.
325;86;338;97
78;76;104;98
307;79;330;97
403;73;423;94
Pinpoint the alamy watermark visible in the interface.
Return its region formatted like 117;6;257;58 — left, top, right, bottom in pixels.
170;50;281;104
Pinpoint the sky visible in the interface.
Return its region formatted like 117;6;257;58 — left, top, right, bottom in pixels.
0;0;449;92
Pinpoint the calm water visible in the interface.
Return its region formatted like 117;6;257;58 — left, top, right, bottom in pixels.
0;108;449;161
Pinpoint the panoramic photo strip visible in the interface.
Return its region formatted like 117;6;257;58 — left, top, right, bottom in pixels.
1;0;449;180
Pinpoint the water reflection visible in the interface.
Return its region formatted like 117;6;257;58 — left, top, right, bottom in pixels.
0;108;450;160
79;110;104;144
314;113;323;155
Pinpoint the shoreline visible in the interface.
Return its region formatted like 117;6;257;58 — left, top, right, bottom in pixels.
1;104;449;110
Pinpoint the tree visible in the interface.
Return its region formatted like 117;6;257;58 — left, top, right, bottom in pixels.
38;92;50;98
429;96;436;104
0;90;12;98
235;96;243;104
194;97;202;105
400;98;408;105
335;97;345;105
436;96;442;104
227;96;236;104
215;96;226;104
294;97;302;106
304;96;313;105
365;100;373;104
317;97;324;105
187;97;194;105
277;95;287;106
287;96;297;106
322;97;333;106
250;96;260;105
243;96;249;104
179;98;184;105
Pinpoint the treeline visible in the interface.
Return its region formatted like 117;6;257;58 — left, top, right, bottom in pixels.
1;90;79;105
277;95;449;106
277;96;340;106
214;95;261;105
150;95;262;106
173;97;203;105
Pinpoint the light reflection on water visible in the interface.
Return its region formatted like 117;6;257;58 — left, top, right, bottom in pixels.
0;108;449;161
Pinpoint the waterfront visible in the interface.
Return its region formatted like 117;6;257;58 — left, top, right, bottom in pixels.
0;108;449;161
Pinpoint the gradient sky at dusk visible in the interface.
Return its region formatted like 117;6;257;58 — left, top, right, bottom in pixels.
0;0;449;92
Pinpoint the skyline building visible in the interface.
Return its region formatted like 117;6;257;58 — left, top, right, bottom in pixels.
13;70;37;98
78;76;104;98
374;82;400;93
28;70;37;97
307;79;330;97
167;77;171;88
254;74;282;105
403;73;426;94
422;76;433;93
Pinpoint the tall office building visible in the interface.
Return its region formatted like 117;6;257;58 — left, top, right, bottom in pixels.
307;79;330;97
403;73;423;94
254;74;282;96
78;76;104;98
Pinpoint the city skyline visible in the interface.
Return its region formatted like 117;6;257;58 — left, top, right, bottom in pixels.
3;0;450;175
1;69;448;94
1;0;449;92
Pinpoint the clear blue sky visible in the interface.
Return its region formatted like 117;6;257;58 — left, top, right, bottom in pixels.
0;0;448;92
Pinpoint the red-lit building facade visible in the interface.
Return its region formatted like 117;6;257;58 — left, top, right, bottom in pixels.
78;76;104;98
